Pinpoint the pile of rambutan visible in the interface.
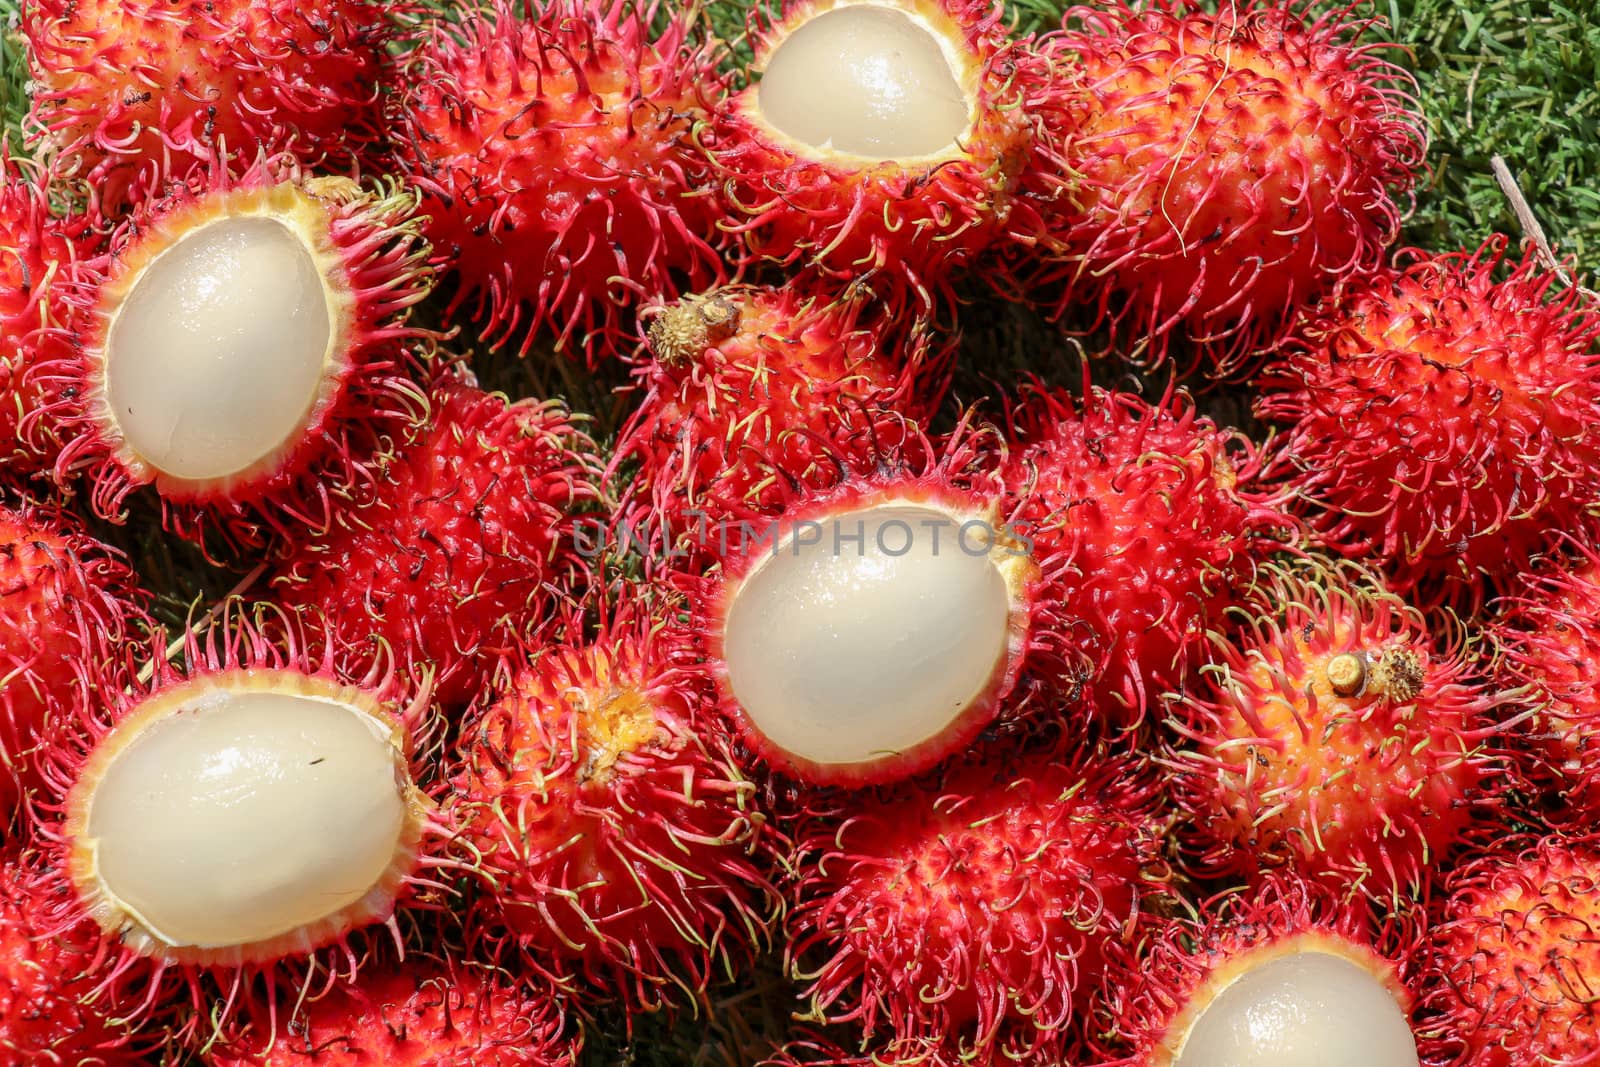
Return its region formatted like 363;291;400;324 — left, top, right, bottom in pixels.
0;0;1592;1062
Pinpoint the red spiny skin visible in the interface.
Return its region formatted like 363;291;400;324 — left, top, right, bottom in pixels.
787;747;1169;1063
0;502;146;820
617;283;930;534
1089;875;1420;1065
1258;239;1600;602
274;380;602;710
208;963;576;1066
32;156;435;558
24;0;402;212
1489;554;1600;820
1004;386;1296;726
447;605;780;1012
386;0;732;362
1017;1;1424;370
1422;835;1600;1067
1168;559;1500;904
709;0;1041;313
0;161;94;470
0;851;156;1065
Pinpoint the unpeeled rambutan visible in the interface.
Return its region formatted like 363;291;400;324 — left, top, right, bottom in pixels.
23;0;403;210
1004;385;1295;726
28;608;451;1040
446;600;778;1011
707;0;1043;310
34;156;434;553
209;960;575;1066
273;377;602;709
385;0;731;359
681;422;1060;787
1258;238;1600;599
0;500;146;821
618;282;927;529
1019;1;1425;368
1421;834;1600;1067
1166;558;1499;903
0;849;155;1064
787;744;1169;1063
1090;875;1421;1066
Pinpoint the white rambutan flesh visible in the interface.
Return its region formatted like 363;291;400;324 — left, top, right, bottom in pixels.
1174;949;1418;1067
103;216;335;482
67;671;425;962
756;4;970;159
722;502;1012;768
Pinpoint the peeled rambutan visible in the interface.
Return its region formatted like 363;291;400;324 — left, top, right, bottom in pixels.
1019;1;1425;368
22;0;402;210
0;849;156;1064
707;0;1043;310
209;959;575;1066
617;282;928;529
33;156;434;553
1421;834;1600;1067
273;376;602;710
0;500;146;821
1166;558;1499;904
446;599;779;1011
385;0;731;360
1258;238;1600;599
27;608;450;1038
1004;385;1295;726
1090;875;1422;1066
787;743;1169;1063
1489;552;1600;818
680;422;1060;787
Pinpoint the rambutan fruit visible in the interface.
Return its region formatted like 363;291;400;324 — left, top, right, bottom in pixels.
27;609;451;1038
1257;238;1600;599
273;376;603;709
22;0;403;210
1489;551;1600;818
787;744;1170;1062
1020;1;1425;368
1421;834;1600;1067
1090;875;1421;1066
0;500;146;821
1004;385;1296;726
707;0;1042;310
0;849;156;1064
385;0;732;360
446;599;779;1012
617;282;929;529
1165;558;1499;903
34;156;434;552
681;423;1058;787
208;959;576;1065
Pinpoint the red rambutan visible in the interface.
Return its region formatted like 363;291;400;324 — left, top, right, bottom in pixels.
385;0;732;360
1090;875;1422;1066
1019;1;1425;368
446;599;779;1012
22;0;403;210
707;0;1044;311
1257;238;1600;599
33;156;434;554
1421;834;1600;1067
273;376;602;709
1004;385;1295;726
0;500;146;821
1166;557;1499;904
208;959;576;1066
27;608;452;1041
787;744;1170;1063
